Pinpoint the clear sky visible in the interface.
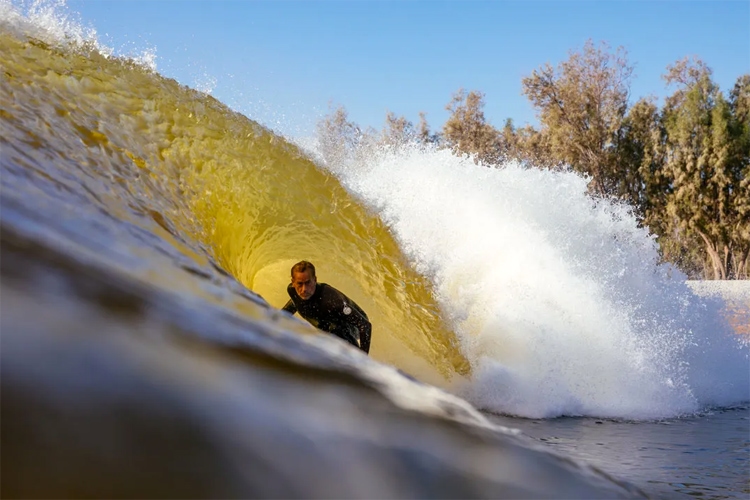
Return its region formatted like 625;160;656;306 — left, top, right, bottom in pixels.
55;0;750;138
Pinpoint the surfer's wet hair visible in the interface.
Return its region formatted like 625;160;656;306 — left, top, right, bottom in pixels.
291;260;316;278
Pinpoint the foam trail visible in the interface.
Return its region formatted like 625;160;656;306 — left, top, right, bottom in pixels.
325;143;749;419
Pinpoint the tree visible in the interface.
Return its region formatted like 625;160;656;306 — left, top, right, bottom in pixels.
660;58;748;279
522;40;633;196
316;104;363;167
417;112;440;145
381;111;416;148
616;97;667;222
727;75;750;277
502;120;560;169
442;89;503;164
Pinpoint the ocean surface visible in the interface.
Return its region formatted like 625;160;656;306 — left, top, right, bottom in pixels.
2;2;749;498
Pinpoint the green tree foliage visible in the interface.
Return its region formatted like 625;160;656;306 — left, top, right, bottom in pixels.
659;58;749;279
442;89;504;164
617;98;667;222
314;50;748;279
501;119;560;169
728;75;750;277
522;40;633;196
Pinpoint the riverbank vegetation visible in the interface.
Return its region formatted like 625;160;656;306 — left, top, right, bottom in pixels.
317;40;749;280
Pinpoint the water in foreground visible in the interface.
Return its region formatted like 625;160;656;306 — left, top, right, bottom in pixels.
2;2;749;498
491;406;750;499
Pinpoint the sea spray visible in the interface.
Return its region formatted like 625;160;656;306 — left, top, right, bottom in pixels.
2;3;747;497
1;0;472;388
1;0;157;69
319;141;749;419
4;0;747;420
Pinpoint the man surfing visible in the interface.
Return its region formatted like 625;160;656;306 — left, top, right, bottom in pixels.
281;261;371;354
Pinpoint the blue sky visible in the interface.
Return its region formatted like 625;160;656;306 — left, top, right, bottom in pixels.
61;0;749;138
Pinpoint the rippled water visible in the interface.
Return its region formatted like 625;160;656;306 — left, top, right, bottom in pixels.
2;2;749;498
490;406;750;499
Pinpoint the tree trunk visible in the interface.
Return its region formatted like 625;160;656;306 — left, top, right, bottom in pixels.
697;230;727;279
732;247;749;279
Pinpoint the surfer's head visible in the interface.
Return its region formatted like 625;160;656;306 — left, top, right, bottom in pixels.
291;261;317;300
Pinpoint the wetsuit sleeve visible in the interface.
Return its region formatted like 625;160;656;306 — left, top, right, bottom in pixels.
317;284;372;354
341;297;371;354
351;311;372;354
281;299;297;315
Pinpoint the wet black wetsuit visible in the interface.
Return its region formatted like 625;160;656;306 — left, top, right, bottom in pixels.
282;283;371;354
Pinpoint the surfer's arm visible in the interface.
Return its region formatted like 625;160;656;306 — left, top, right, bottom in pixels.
344;298;370;354
349;310;371;354
281;299;297;315
358;318;371;354
324;286;372;354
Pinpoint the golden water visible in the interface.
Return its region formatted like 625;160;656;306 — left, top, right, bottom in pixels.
0;30;470;386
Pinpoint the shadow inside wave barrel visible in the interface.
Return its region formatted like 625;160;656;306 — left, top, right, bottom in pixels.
0;209;647;499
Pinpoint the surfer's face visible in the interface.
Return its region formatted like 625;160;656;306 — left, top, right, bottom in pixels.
292;270;317;300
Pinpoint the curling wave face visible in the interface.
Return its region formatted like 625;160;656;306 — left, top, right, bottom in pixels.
1;0;748;422
0;18;469;388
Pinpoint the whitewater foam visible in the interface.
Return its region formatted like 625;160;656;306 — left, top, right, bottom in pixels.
323;143;749;419
6;0;747;421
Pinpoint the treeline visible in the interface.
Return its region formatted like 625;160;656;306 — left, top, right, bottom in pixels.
317;40;749;280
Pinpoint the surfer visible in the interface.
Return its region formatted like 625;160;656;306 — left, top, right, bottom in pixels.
281;261;371;354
